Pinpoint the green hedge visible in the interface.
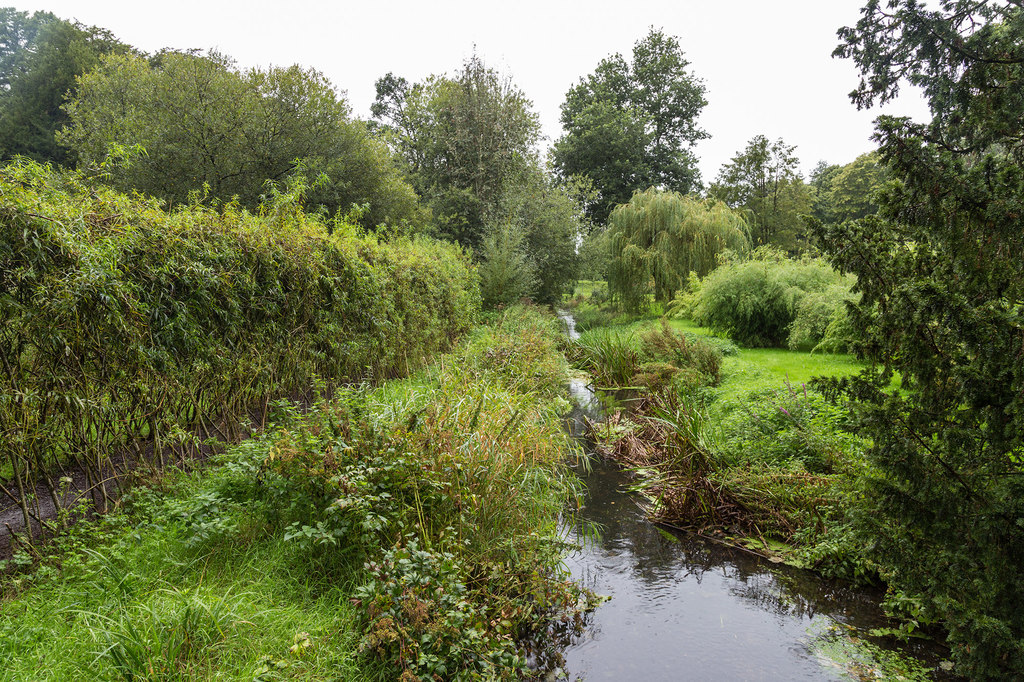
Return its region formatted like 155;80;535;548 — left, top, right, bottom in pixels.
0;161;479;535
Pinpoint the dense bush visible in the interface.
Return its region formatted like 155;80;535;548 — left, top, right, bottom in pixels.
638;320;721;387
570;303;638;333
0;160;479;538
694;260;794;346
569;329;640;387
476;221;537;309
703;377;872;574
692;249;855;349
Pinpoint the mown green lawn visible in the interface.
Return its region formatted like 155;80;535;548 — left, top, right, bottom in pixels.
654;317;864;385
568;279;607;300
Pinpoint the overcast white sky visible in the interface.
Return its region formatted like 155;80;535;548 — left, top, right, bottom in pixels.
12;0;930;182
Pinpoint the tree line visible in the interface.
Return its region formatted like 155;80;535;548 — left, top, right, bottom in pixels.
0;10;884;309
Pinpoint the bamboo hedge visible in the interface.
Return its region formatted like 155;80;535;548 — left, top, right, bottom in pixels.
0;161;480;543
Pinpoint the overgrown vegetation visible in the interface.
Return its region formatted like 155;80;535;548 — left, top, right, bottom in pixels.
0;160;478;543
569;317;862;556
569;320;721;391
561;277;868;561
0;306;584;681
2;1;1018;676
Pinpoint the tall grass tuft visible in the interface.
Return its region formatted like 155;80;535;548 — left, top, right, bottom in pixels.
596;391;747;532
570;328;640;387
82;587;237;681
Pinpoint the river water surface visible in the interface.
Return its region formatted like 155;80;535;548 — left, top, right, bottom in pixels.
554;312;948;681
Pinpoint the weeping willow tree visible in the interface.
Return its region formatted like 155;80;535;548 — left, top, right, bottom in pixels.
608;189;749;311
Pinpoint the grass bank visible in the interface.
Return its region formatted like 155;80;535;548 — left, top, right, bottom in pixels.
0;306;584;681
565;311;873;582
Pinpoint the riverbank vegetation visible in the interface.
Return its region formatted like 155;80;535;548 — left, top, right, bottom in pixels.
1;0;1020;678
563;303;864;557
0;160;477;545
1;306;584;681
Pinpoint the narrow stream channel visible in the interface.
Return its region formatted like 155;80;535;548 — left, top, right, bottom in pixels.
555;311;949;681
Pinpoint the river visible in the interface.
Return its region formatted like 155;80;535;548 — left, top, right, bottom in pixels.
553;311;951;681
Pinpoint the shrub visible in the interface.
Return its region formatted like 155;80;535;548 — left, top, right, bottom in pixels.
632;361;681;392
692;249;854;349
693;260;796;346
571;304;635;332
788;285;857;352
638;320;722;387
356;542;521;680
476;220;538;310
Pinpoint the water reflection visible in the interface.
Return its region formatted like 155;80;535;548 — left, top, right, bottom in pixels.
553;373;949;680
559;455;873;680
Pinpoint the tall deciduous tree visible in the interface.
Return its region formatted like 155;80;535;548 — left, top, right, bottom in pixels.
820;1;1024;676
709;135;812;251
553;28;708;224
0;11;128;164
372;56;584;305
809;160;842;224
607;189;749;311
0;8;56;89
373;56;541;249
486;164;587;305
811;151;887;226
60;51;424;230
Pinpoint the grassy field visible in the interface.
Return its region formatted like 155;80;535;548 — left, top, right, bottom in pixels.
567;279;607;300
628;316;865;387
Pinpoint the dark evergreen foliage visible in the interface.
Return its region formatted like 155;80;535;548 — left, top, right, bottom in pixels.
821;2;1024;676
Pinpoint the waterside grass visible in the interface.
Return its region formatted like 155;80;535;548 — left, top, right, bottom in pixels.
566;313;872;579
0;305;583;681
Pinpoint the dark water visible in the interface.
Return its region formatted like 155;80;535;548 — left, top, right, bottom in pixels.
555;312;948;681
